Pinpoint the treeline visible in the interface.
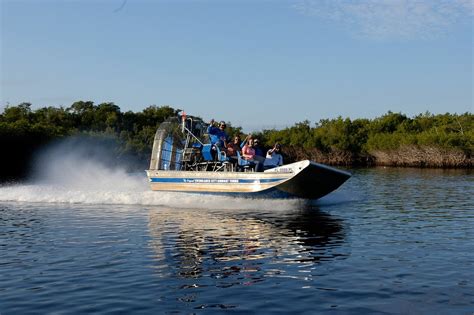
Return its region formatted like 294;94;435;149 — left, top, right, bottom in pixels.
256;111;473;168
0;102;178;179
0;102;472;179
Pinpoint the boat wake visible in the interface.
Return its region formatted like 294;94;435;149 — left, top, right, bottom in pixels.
0;181;308;210
0;138;351;210
0;148;307;210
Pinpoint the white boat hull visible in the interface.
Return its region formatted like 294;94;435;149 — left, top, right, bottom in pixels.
146;160;351;199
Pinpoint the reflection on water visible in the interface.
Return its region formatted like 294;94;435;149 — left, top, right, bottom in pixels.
2;167;473;314
148;207;346;287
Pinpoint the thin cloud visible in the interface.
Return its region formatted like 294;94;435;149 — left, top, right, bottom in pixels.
294;0;474;40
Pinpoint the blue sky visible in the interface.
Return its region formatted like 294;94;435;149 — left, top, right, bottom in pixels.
1;0;472;131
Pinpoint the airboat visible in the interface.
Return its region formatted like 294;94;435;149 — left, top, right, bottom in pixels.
146;113;351;199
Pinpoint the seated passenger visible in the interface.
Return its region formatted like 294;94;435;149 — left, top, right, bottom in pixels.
264;143;284;170
226;135;241;158
207;119;229;150
242;139;263;172
226;135;241;167
240;134;253;149
252;138;265;162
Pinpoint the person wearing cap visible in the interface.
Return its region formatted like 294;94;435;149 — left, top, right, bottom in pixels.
207;119;229;150
252;138;265;160
263;143;284;170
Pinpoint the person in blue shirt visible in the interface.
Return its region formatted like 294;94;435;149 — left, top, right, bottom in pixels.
207;119;229;150
263;143;284;170
252;138;265;159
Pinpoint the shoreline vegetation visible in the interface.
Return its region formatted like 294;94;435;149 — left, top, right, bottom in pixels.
1;102;472;179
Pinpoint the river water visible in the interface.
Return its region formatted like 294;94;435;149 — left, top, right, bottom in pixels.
0;167;473;314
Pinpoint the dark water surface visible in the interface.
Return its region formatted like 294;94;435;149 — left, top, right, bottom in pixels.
1;168;473;314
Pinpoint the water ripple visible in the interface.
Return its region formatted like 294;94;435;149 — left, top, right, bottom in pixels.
1;168;473;314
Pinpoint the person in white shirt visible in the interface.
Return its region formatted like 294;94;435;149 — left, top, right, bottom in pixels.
263;143;284;170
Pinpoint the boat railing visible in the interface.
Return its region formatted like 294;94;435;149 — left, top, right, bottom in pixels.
183;117;204;148
180;142;234;172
